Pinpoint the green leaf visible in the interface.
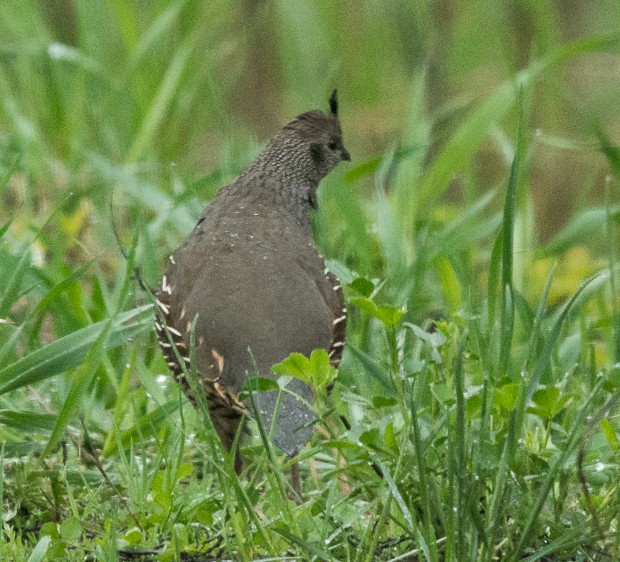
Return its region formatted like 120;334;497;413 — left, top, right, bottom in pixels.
603;363;620;393
324;258;358;285
272;526;332;560
39;522;59;540
426;190;500;261
0;305;152;395
540;206;620;256
431;382;455;405
494;383;519;410
404;322;447;363
271;349;336;391
350;277;375;297
122;527;142;545
350;297;404;327
0;247;32;318
0;442;44;456
0;410;57;433
343;145;424;182
41;306;119;460
346;345;394;394
31;259;97;318
59;517;82;542
359;428;382;450
0;217;14;241
102;399;181;457
240;376;280;396
527;385;571;420
384;422;398;451
416;35;620;211
372;396;398;408
601;418;619;450
126;32;197;162
26;536;51;562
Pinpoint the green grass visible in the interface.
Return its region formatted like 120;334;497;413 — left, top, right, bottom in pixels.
1;1;620;560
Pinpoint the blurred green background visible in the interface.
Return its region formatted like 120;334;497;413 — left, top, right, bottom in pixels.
2;0;618;243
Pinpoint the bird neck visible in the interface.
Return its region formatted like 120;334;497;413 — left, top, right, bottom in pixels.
236;146;321;227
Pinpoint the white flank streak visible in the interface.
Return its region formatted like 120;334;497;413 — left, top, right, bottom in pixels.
155;299;169;314
161;275;172;294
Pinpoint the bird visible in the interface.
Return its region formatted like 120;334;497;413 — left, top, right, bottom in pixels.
155;90;350;473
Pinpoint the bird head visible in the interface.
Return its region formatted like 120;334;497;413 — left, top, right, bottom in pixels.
283;90;351;179
245;91;351;215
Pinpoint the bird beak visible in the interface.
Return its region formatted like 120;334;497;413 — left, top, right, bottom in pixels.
341;148;351;162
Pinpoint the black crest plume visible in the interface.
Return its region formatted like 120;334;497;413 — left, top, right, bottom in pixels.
329;89;338;116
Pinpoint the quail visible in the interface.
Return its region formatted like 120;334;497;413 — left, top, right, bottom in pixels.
155;91;350;472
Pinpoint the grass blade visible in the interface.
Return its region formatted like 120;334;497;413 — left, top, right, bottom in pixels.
498;89;525;377
0;305;151;394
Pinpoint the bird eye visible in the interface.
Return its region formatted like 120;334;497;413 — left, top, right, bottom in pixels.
328;139;338;151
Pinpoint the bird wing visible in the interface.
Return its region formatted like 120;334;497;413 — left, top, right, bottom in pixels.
296;252;347;369
155;262;249;415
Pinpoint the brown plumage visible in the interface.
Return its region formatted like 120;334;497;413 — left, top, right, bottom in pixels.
155;91;350;471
